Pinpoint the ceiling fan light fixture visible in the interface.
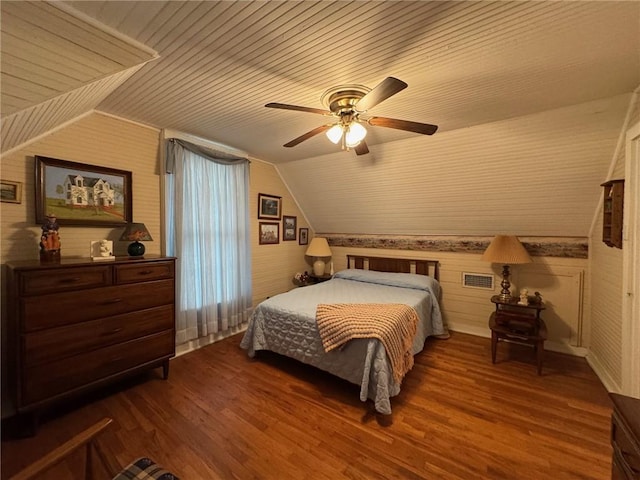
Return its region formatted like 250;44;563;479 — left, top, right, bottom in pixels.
326;124;343;144
345;122;367;147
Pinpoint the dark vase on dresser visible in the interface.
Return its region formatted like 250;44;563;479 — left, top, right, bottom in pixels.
5;255;176;436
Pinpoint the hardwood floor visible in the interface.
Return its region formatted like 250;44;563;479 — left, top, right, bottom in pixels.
1;332;612;480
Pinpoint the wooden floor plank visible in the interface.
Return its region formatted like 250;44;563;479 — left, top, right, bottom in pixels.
1;332;612;480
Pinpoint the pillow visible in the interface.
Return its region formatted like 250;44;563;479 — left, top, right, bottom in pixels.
333;268;440;295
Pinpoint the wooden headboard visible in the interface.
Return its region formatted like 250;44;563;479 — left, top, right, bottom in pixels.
346;255;440;281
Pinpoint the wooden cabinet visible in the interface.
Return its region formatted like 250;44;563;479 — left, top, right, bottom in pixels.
610;393;640;480
602;179;624;249
6;256;176;432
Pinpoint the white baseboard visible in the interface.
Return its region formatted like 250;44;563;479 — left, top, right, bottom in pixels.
585;350;621;393
175;325;247;357
446;323;588;357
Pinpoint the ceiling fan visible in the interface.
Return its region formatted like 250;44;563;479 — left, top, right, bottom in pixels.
265;77;438;156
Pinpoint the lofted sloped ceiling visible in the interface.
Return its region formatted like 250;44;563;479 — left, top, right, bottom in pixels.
0;1;158;152
1;1;639;237
59;0;639;164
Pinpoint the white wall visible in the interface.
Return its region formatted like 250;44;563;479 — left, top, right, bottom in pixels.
0;112;163;261
330;246;587;355
278;95;629;237
588;94;640;392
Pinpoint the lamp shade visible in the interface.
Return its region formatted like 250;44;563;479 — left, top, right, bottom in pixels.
345;122;367;147
306;237;332;276
305;237;331;257
326;124;343;144
481;235;531;264
120;223;153;257
119;223;153;242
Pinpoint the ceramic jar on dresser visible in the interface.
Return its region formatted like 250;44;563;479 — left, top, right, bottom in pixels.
6;255;176;434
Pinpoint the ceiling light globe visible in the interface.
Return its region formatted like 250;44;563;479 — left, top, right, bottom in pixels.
345;122;367;147
326;124;343;144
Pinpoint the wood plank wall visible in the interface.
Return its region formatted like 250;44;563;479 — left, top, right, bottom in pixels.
329;246;588;356
0;112;162;419
0;112;162;261
587;95;639;391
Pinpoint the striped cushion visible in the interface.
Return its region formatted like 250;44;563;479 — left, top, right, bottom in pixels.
112;457;178;480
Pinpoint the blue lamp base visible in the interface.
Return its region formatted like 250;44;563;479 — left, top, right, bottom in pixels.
127;241;145;257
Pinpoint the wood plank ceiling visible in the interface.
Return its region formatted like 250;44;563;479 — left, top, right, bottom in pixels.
1;1;638;238
2;1;638;163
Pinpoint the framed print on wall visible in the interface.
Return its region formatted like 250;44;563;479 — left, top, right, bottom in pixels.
35;155;132;227
0;180;22;203
259;222;280;245
258;193;281;220
283;215;297;241
299;227;309;245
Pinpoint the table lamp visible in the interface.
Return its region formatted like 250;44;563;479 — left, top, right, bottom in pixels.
305;237;332;276
481;235;531;300
120;222;153;257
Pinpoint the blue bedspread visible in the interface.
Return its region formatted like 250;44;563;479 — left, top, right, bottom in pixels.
240;269;447;414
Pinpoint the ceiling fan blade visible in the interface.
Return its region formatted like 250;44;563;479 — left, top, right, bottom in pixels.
265;102;331;116
355;77;408;112
368;116;438;135
354;140;369;156
283;124;332;147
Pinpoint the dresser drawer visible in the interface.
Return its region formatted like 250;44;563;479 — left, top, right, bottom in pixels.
22;330;174;406
612;410;640;477
23;304;174;367
18;265;112;296
115;261;174;285
22;279;175;331
613;446;637;480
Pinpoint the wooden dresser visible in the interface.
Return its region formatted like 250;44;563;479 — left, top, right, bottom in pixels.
610;393;640;479
6;255;176;432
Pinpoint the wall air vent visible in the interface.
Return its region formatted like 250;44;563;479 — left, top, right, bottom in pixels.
462;272;494;290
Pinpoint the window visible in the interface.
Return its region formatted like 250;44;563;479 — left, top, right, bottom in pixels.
165;138;252;344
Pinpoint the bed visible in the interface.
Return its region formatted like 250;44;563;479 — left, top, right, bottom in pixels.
240;255;448;414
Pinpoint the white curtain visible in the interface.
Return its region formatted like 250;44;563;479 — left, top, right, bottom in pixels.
165;138;252;344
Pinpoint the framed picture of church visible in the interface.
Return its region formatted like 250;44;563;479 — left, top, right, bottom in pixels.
35;155;132;226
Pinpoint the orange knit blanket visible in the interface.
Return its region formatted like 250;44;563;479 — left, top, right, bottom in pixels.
315;303;419;382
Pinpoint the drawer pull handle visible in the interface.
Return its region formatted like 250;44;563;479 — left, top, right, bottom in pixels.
101;328;123;336
101;298;122;305
138;270;154;275
59;277;81;284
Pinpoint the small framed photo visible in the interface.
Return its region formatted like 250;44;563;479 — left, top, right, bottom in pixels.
259;222;280;245
0;180;22;203
258;193;281;220
299;227;309;245
283;215;297;241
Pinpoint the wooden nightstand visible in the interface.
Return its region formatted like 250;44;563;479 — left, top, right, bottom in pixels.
489;295;547;375
309;273;332;284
